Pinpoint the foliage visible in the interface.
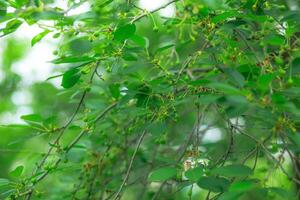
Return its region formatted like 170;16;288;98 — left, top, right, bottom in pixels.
0;0;300;199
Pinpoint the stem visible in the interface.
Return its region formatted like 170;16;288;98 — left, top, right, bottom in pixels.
112;130;147;200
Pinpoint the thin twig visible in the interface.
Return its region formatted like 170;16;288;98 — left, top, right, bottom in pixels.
23;102;117;199
235;29;261;64
130;0;180;23
31;62;101;178
112;130;147;200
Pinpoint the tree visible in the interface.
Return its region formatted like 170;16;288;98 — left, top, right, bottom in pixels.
0;0;300;199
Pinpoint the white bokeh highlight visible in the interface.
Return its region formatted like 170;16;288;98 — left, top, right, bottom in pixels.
139;0;176;17
200;125;223;143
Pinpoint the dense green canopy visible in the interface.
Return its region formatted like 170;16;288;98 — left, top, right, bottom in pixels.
1;0;300;199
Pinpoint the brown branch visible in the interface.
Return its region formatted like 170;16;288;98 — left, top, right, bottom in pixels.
235;29;261;64
86;145;112;199
130;0;180;23
112;130;147;200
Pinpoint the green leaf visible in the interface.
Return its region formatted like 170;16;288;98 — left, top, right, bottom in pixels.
130;35;149;48
148;167;177;182
185;167;203;182
211;164;253;177
34;0;42;7
16;0;29;7
198;94;221;104
257;74;274;91
51;56;95;64
31;29;50;46
291;57;300;75
229;180;256;192
156;43;175;53
268;187;295;199
197;176;230;192
122;52;138;61
61;68;81;89
0;178;10;187
99;0;114;8
223;68;245;87
2;19;22;35
31;10;64;21
206;82;242;95
114;24;136;42
20;114;46;131
9;165;24;178
109;83;120;99
21;114;42;123
288;133;300;148
219;191;243;200
0;3;6;18
271;93;286;105
212;11;240;24
264;34;285;46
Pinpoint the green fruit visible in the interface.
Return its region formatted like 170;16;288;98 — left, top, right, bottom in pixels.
52;50;58;55
278;68;285;75
53;33;60;38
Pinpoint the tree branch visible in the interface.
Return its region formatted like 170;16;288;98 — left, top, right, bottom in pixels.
112;130;147;200
130;0;180;23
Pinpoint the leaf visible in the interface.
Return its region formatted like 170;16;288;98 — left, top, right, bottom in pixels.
219;191;243;200
189;79;211;86
21;114;42;122
9;165;24;178
51;56;95;64
223;68;245;87
185;167;203;182
122;52;138;61
264;34;285;46
109;83;120;99
257;74;274;91
18;114;46;132
288;133;300;148
206;82;242;95
211;164;253;177
2;19;22;35
130;35;149;48
61;68;81;89
271;93;286;105
197;176;230;192
114;24;136;42
0;3;6;18
229;180;256;192
268;187;295;199
198;94;221;104
20;114;44;128
148;167;177;182
291;57;300;75
31;29;50;46
99;0;114;8
212;11;240;24
0;178;10;187
156;43;175;52
31;10;64;21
